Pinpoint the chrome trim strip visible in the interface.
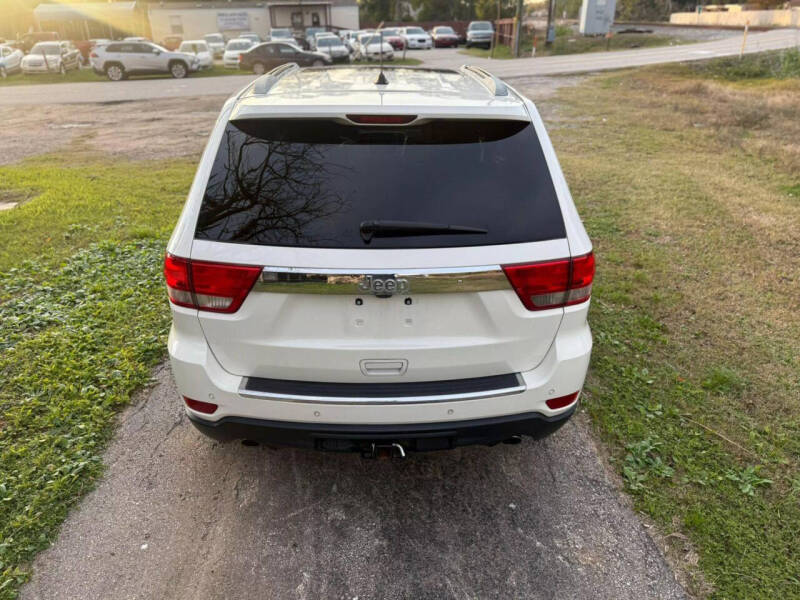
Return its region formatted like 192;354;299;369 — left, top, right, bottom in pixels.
238;383;526;405
253;265;510;295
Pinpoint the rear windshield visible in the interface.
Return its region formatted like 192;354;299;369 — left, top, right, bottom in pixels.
195;118;565;249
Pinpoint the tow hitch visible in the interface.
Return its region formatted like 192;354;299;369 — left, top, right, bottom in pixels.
362;442;407;459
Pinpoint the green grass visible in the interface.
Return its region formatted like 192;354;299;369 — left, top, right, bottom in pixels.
459;32;682;59
685;47;800;81
544;61;800;598
0;160;191;598
0;64;245;87
0;160;191;271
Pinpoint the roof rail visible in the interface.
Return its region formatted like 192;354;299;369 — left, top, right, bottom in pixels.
458;65;509;97
252;62;300;95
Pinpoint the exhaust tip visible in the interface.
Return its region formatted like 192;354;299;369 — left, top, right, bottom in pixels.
502;435;523;445
241;439;259;447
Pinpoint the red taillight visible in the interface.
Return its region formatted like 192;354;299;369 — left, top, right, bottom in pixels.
546;391;580;410
346;114;417;125
90;51;98;58
164;253;261;313
502;251;595;311
184;396;218;414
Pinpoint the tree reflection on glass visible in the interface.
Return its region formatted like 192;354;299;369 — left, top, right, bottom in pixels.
197;125;349;246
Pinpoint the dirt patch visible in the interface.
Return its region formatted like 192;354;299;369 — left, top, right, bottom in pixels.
0;188;37;210
0;96;227;165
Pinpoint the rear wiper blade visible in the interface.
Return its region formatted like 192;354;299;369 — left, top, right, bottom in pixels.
359;220;488;244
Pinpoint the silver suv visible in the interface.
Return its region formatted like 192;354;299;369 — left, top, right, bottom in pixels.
90;41;200;81
466;21;494;49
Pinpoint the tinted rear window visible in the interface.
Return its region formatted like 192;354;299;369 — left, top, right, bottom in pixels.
195;118;565;249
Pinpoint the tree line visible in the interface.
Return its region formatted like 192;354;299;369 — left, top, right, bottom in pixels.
359;0;752;25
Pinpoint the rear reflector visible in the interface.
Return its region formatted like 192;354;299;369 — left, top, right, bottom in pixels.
164;254;261;313
545;391;580;410
346;114;417;125
502;252;595;311
184;397;218;414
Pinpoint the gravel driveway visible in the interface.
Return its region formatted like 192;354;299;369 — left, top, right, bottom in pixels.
20;367;687;600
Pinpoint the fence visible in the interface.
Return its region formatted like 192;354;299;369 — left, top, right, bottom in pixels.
670;8;800;28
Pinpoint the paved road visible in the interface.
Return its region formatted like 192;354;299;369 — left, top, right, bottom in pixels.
20;366;687;600
1;28;797;106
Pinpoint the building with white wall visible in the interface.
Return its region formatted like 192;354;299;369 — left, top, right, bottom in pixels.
147;0;358;43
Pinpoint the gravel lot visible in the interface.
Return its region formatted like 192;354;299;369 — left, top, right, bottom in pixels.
0;97;222;165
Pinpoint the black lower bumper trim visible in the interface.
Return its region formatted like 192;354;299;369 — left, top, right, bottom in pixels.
188;407;576;452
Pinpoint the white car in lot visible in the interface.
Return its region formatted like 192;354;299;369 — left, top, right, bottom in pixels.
178;40;213;69
268;28;294;42
164;65;594;456
204;33;225;58
0;44;24;78
21;41;81;75
90;41;200;80
314;35;350;62
355;33;393;61
400;26;433;49
223;38;254;68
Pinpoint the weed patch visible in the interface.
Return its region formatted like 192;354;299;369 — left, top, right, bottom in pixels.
687;48;800;81
0;240;171;597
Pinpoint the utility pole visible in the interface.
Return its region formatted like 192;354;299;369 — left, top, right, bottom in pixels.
513;0;523;57
490;0;500;59
545;0;556;47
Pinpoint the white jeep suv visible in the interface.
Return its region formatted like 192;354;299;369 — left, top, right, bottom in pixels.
165;65;593;456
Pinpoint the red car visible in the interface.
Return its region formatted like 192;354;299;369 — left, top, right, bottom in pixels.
431;25;459;48
377;28;405;51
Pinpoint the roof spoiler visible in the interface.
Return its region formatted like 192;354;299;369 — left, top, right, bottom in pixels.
252;62;300;95
459;65;509;97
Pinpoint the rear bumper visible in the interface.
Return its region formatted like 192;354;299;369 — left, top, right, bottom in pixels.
168;302;592;435
188;405;576;451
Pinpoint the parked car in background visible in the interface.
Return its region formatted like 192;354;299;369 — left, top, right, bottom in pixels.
123;36;149;43
223;38;253;68
304;27;326;47
466;21;494;48
312;31;337;49
314;35;350;63
19;31;59;52
341;30;360;53
355;33;393;61
21;41;80;75
431;25;459;48
400;26;432;49
178;40;213;69
204;33;225;58
91;41;200;80
268;28;293;42
239;41;330;74
0;44;24;78
162;35;183;51
377;28;405;50
164;65;594;454
239;32;262;45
